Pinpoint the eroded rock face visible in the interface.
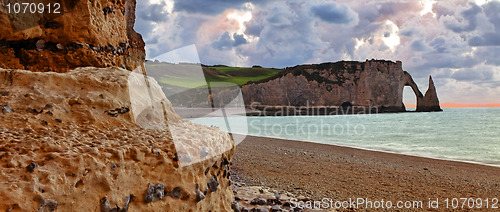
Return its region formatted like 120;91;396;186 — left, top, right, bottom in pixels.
417;76;442;112
0;68;234;211
0;0;145;72
242;60;442;112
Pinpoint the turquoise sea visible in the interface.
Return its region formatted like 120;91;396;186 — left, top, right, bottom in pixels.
190;108;500;167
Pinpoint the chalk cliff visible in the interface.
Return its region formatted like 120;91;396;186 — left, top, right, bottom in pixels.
0;0;145;72
0;68;235;211
417;76;443;112
242;60;442;112
0;0;235;211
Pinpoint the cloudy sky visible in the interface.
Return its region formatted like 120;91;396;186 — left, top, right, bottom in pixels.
135;0;500;105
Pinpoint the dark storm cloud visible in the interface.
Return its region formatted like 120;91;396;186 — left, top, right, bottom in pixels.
327;1;382;60
147;36;160;45
348;3;384;37
133;0;500;103
476;80;500;88
469;33;500;46
404;0;498;83
476;47;500;66
134;19;156;40
135;0;170;45
233;34;249;46
243;8;267;36
434;3;455;18
174;0;266;15
452;68;494;81
212;32;248;50
310;2;359;25
266;7;295;27
444;3;482;33
468;1;500;46
377;3;397;15
245;22;263;37
356;2;381;23
430;37;447;53
267;14;287;26
431;69;453;79
411;39;429;51
235;2;326;68
144;13;209;58
139;2;170;22
409;48;484;78
212;32;233;50
400;29;416;37
484;1;500;29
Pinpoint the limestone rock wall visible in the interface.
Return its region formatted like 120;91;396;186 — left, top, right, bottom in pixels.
417;76;442;112
242;60;442;112
0;68;234;211
0;0;145;72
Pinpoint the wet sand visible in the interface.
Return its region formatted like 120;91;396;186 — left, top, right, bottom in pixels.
232;135;500;210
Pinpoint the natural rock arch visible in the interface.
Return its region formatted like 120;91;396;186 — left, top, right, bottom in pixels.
401;72;442;112
242;60;442;113
402;71;424;110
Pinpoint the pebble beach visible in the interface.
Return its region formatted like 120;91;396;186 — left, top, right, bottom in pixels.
231;135;500;211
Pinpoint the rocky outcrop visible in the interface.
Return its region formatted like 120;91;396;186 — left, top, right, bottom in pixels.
0;0;145;72
0;68;235;211
417;76;442;112
1;1;236;211
242;60;442;112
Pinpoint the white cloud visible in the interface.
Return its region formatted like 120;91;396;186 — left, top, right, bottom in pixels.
420;0;437;17
134;0;500;104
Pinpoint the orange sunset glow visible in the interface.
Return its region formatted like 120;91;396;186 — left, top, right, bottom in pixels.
406;103;500;108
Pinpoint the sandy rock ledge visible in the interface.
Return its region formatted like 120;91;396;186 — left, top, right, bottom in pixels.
0;67;234;211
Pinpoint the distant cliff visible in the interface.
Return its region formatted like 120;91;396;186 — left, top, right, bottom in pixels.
242;60;442;112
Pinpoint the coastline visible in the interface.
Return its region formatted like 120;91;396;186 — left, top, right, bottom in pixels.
244;134;500;169
232;135;500;209
173;106;437;119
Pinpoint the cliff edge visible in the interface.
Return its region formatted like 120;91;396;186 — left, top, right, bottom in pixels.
0;68;235;211
242;60;442;113
0;0;235;211
0;0;145;72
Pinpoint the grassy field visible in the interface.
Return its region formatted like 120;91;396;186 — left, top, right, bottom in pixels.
159;75;208;88
145;62;282;88
205;66;281;86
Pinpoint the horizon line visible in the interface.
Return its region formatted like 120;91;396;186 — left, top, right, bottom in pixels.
405;102;500;108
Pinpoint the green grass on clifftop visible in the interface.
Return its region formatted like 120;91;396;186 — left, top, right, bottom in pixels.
145;61;282;88
145;61;368;89
205;66;281;86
